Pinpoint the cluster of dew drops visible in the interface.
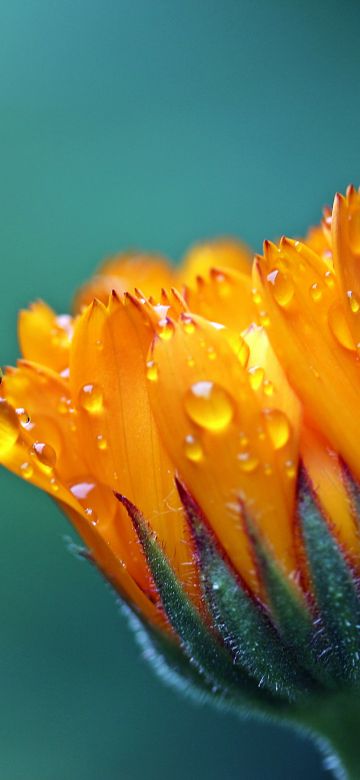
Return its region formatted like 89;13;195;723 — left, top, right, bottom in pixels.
144;309;296;482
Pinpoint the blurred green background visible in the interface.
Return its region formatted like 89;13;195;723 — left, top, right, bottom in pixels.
1;1;360;778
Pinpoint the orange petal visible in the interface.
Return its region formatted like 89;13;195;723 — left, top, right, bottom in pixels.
74;252;175;313
69;295;198;599
332;187;360;345
254;238;360;481
18;302;72;373
301;424;360;564
184;267;258;333
147;312;298;595
180;238;252;283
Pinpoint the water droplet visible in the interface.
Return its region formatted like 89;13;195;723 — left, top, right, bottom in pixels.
347;290;360;314
263;379;274;397
181;315;196;334
20;461;33;479
15;407;30;426
213;271;231;297
264;463;273;476
0;400;19;456
187;356;195;368
237;451;259;473
267;269;294;307
285;459;296;479
96;434;107;451
324;270;335;289
207;346;216;361
146;360;158;381
252;288;262;305
32;442;57;471
184;381;234;432
328;303;355;350
50;477;59;492
259;311;270;327
184;434;203;462
85;507;98;526
57;396;70;415
248;366;264;391
95;339;103;351
310;282;322;302
262;409;290;449
348;209;360;254
239;433;249;448
79;383;104;413
158;318;175;341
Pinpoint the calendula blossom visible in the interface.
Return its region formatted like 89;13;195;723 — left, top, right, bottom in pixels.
2;190;360;778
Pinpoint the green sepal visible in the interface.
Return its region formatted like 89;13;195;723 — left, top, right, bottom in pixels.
115;492;278;710
176;479;315;703
298;468;360;684
244;514;333;689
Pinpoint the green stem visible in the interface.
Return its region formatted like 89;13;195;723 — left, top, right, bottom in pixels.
291;693;360;780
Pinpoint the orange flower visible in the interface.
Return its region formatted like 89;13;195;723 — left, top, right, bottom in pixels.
2;190;360;768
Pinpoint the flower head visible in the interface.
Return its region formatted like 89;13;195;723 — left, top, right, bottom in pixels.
2;191;360;729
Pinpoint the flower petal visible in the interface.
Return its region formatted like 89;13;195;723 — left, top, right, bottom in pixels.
147;312;298;594
180;238;252;281
185;267;258;333
18;302;72;373
254;238;360;480
332;187;360;346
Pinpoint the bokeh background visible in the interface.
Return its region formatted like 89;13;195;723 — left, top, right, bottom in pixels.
1;1;360;778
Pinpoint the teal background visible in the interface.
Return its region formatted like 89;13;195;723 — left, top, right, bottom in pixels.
1;1;360;777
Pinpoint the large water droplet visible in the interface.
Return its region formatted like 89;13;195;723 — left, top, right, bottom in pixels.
263;379;274;397
184;381;234;432
328;303;355;350
184;434;203;462
267;269;294;307
0;400;19;457
32;441;57;471
181;315;196;334
79;383;104;413
262;409;290;449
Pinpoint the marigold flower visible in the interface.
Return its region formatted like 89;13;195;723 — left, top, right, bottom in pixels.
2;192;360;778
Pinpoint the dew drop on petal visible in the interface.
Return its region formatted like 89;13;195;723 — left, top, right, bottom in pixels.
79;383;104;413
328;303;355;350
0;400;19;456
85;507;98;526
32;442;57;470
237;451;259;473
262;408;290;449
146;360;158;382
248;366;264;391
20;461;33;479
50;477;59;492
158;318;175;341
264;463;273;476
15;407;31;426
267;269;294;307
184;434;203;462
207;346;217;361
263;379;274;397
184;381;234;432
259;311;270;327
285;459;296;479
347;290;360;314
181;315;196;334
252;288;262;306
324;270;335;289
96;434;107;451
310;282;322;302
